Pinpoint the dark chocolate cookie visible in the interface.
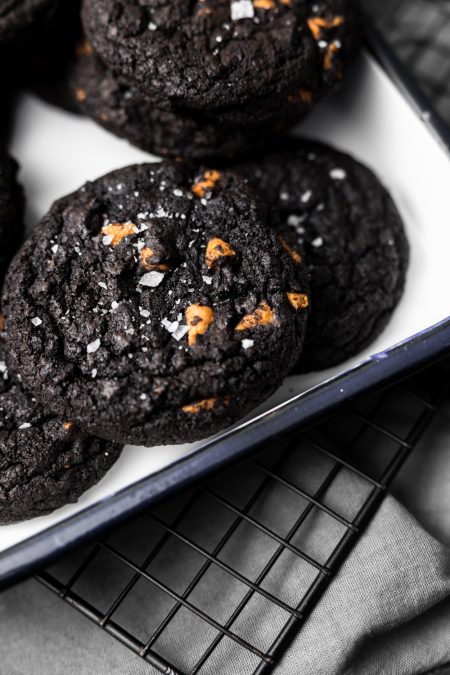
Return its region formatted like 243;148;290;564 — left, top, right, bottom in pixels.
71;47;285;161
3;162;309;445
0;326;121;524
0;0;58;45
0;153;24;284
81;0;360;114
236;141;409;371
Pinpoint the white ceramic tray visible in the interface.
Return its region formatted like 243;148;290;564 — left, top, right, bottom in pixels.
2;40;450;585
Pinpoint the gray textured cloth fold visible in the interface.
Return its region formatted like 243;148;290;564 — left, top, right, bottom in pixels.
0;495;449;674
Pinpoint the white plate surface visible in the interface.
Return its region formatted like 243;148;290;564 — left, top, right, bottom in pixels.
2;51;450;553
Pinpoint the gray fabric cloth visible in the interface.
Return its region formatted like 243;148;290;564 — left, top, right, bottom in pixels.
0;495;449;674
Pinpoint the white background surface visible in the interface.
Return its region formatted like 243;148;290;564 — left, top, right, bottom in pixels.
3;51;450;554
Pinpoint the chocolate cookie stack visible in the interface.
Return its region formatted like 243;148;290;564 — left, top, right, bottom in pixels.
70;0;360;159
0;0;410;523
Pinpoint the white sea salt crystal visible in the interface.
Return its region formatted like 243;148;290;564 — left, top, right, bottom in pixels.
301;190;312;203
241;339;254;350
311;237;323;248
140;308;150;318
330;168;347;180
102;234;114;245
202;275;213;285
139;271;165;287
19;423;31;429
172;324;189;341
231;0;254;20
287;214;306;227
31;317;42;326
87;338;101;354
98;281;107;290
51;244;59;254
91;368;98;378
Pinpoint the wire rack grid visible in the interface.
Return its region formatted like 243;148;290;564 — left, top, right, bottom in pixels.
36;356;450;674
364;0;450;121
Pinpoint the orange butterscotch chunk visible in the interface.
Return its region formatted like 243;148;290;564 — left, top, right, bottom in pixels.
192;170;221;198
101;222;138;247
236;302;275;331
288;88;313;104
140;247;170;272
253;0;276;8
323;42;339;71
307;15;345;40
76;40;94;57
0;314;4;332
182;397;229;414
287;293;309;310
75;87;87;102
205;238;236;269
186;304;214;346
63;421;74;430
277;235;302;264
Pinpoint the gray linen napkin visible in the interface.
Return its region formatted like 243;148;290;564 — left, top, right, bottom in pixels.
0;495;449;675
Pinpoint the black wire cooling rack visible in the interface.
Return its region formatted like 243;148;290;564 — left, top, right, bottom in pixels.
36;356;450;674
365;0;450;122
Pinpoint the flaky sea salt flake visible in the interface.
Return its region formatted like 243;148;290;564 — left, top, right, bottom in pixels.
139;271;165;287
231;0;254;20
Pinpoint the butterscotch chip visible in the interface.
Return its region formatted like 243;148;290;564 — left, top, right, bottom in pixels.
101;222;138;247
76;40;94;58
140;247;170;272
236;302;275;331
192;170;221;198
307;16;345;40
182;397;220;414
287;293;309;310
277;236;302;264
186;305;214;345
205;238;236;269
75;87;87;102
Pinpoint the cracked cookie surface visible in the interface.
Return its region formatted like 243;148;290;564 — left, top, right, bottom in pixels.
81;0;360;113
3;162;309;445
0;153;24;284
0;329;121;524
236;141;409;371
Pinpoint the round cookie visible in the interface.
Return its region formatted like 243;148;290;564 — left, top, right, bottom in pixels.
0;327;121;524
0;153;24;284
0;0;58;45
3;162;309;446
236;141;409;371
81;0;360;114
71;48;286;161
